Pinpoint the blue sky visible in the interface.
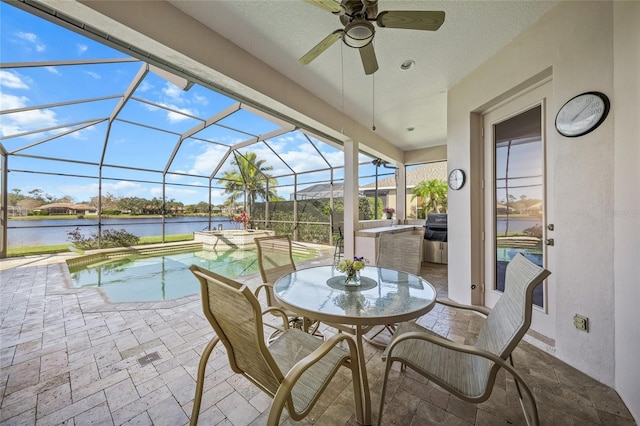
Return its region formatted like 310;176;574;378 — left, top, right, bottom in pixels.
1;3;383;206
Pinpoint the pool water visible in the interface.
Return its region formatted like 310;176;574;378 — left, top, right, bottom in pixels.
68;248;315;303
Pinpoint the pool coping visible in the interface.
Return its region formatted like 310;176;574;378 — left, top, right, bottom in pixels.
4;240;334;312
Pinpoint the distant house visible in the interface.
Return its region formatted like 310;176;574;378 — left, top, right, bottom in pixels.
292;183;346;200
35;203;97;215
360;162;448;218
496;204;512;215
291;162;448;218
524;201;543;215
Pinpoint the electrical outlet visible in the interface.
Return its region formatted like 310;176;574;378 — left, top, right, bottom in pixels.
573;314;589;332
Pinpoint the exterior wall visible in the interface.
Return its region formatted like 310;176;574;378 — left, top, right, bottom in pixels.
448;0;638;418
613;2;640;422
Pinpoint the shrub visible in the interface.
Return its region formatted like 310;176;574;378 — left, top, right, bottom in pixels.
67;227;140;249
523;224;543;239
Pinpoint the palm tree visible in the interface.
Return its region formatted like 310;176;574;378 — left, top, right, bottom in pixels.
412;179;448;217
218;151;278;216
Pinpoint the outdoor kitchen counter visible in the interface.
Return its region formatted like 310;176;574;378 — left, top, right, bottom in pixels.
355;225;423;265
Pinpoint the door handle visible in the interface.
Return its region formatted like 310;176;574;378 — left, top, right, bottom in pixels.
545;238;555;246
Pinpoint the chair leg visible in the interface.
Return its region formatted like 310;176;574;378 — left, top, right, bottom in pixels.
349;359;364;425
377;357;394;426
333;237;343;266
508;355;540;426
190;337;219;426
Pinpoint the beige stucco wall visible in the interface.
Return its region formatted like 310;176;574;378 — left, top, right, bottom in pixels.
613;2;640;422
448;1;638;418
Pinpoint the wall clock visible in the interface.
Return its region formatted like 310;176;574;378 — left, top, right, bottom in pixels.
555;91;610;137
448;169;465;190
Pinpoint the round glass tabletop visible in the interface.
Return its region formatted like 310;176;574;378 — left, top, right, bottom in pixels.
274;265;437;326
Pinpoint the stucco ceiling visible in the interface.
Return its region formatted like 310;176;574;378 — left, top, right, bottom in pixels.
166;0;557;152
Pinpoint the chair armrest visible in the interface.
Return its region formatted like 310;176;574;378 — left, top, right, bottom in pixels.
254;283;275;306
262;307;290;330
436;298;491;316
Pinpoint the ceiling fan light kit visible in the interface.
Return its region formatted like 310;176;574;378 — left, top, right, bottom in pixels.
344;19;374;48
301;0;445;75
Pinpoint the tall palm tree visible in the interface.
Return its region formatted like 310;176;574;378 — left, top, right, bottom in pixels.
218;151;277;216
412;179;448;216
219;169;244;213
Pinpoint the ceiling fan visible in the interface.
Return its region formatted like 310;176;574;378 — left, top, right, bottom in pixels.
299;0;445;75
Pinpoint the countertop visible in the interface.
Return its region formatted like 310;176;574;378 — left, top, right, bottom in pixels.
355;224;423;238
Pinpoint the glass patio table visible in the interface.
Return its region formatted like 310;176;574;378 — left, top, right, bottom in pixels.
274;265;437;425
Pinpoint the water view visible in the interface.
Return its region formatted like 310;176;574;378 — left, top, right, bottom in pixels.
7;216;233;247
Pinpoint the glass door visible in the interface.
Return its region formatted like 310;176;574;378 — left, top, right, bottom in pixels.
483;81;555;337
494;106;544;307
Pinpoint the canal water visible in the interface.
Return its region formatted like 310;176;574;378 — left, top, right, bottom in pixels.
8;216;540;248
7;216;234;247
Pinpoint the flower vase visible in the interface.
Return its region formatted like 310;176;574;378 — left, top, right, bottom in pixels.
344;270;361;286
385;212;393;219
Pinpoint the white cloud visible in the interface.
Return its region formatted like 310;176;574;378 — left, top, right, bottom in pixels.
167;110;192;122
141;103;159;112
66;124;95;140
45;66;60;75
0;70;30;90
17;31;37;42
162;82;183;101
77;44;88;54
0;92;58;137
57;180;142;200
150;186;199;198
84;71;101;79
0;92;29;109
189;144;230;176
192;93;208;106
158;102;195;123
166;172;185;182
16;31;45;52
138;81;153;92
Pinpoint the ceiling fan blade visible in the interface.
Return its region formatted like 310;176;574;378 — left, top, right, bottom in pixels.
359;43;379;75
303;0;342;13
376;10;445;31
299;30;342;65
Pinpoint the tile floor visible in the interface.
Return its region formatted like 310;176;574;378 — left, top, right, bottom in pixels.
0;251;636;425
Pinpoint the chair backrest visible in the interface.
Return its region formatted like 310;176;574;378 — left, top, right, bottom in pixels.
330;208;344;236
475;253;551;359
376;230;424;275
255;235;296;284
189;265;283;395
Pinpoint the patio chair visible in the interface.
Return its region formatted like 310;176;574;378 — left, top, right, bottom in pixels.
364;229;424;347
376;229;424;275
378;253;550;426
189;265;364;425
254;235;320;336
330;208;344;266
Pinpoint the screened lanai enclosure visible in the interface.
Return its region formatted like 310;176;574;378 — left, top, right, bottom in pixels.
1;2;438;258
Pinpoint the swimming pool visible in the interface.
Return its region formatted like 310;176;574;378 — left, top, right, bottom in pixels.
67;246;319;303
